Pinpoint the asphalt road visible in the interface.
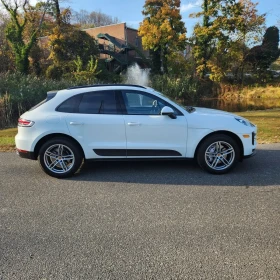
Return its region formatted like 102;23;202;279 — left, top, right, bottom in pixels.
0;144;280;280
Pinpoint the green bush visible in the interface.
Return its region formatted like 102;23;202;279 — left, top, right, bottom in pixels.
96;60;123;83
151;74;203;103
46;65;63;80
0;72;76;128
0;70;125;129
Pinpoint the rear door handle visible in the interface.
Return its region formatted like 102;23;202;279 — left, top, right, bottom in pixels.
128;122;141;126
69;122;84;125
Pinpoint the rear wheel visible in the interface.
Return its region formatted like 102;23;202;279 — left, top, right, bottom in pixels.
197;134;240;174
38;138;83;178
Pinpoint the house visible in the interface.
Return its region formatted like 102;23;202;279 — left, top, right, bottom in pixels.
84;22;150;72
38;22;150;73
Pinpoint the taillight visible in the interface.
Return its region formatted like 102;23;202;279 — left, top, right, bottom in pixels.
18;118;35;127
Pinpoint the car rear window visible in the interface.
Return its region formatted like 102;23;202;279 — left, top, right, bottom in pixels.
56;94;83;113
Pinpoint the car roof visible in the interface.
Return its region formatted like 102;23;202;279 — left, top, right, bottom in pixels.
53;84;154;98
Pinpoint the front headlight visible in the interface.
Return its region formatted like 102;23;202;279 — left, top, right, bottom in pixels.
235;117;249;126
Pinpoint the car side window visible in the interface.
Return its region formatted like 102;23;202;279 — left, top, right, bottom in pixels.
56;94;82;113
78;91;119;114
121;91;165;115
56;91;120;114
121;91;182;115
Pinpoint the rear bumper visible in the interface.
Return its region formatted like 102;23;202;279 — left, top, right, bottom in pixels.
16;149;36;160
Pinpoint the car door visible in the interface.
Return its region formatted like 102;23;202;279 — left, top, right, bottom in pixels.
120;90;188;157
57;90;126;159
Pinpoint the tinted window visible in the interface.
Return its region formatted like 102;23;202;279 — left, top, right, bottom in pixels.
122;91;181;115
56;94;82;113
79;91;119;114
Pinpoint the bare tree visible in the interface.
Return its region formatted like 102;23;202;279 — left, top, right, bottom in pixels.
72;9;120;29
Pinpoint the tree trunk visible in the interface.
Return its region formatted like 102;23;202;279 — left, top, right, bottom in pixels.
162;46;168;74
150;48;162;75
15;51;29;74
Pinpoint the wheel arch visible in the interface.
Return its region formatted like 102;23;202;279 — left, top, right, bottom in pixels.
194;130;244;161
34;133;85;159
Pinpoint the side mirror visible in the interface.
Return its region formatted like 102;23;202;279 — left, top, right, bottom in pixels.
161;106;177;119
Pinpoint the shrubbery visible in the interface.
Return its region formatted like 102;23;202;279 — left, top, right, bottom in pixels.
0;73;77;128
150;74;214;103
0;64;125;128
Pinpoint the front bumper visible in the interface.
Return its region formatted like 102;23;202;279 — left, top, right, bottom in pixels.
237;126;257;157
243;148;257;159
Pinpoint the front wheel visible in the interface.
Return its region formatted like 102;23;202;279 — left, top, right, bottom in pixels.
38;137;83;178
197;134;240;174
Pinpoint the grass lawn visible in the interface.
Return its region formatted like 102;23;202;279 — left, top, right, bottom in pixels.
0;128;17;152
0;109;279;152
239;109;280;144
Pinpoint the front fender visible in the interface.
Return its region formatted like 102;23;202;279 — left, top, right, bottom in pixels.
186;128;214;158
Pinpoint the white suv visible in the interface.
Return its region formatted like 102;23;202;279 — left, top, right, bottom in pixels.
15;84;257;178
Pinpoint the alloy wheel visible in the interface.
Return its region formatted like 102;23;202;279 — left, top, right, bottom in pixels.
204;141;235;171
44;144;75;174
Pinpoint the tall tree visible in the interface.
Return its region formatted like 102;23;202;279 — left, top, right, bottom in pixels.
0;0;49;74
0;11;14;72
47;3;99;79
247;26;280;77
139;0;187;74
191;0;244;80
231;0;265;81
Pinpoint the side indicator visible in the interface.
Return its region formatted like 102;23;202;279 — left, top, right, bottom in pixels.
243;134;250;138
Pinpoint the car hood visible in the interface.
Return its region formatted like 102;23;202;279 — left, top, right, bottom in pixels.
187;107;251;130
193;107;239;118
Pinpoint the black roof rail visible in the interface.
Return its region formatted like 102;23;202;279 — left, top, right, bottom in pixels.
67;84;147;90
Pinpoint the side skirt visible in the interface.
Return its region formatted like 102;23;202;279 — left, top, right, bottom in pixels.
86;158;193;162
93;149;182;157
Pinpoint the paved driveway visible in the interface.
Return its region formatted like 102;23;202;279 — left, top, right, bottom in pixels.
0;144;280;279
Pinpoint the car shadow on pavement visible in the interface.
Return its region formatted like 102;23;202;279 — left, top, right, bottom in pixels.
69;148;280;187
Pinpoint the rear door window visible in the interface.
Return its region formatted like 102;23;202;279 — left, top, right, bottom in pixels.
78;90;120;114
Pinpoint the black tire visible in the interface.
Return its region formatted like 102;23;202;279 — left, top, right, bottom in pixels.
38;137;83;178
196;134;240;174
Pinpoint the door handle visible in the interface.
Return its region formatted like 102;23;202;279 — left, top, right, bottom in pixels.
128;122;141;126
69;122;84;125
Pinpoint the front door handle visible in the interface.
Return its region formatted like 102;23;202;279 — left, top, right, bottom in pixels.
69;122;84;125
128;122;141;126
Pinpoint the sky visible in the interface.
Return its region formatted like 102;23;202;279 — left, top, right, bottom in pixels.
66;0;280;34
8;0;279;34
